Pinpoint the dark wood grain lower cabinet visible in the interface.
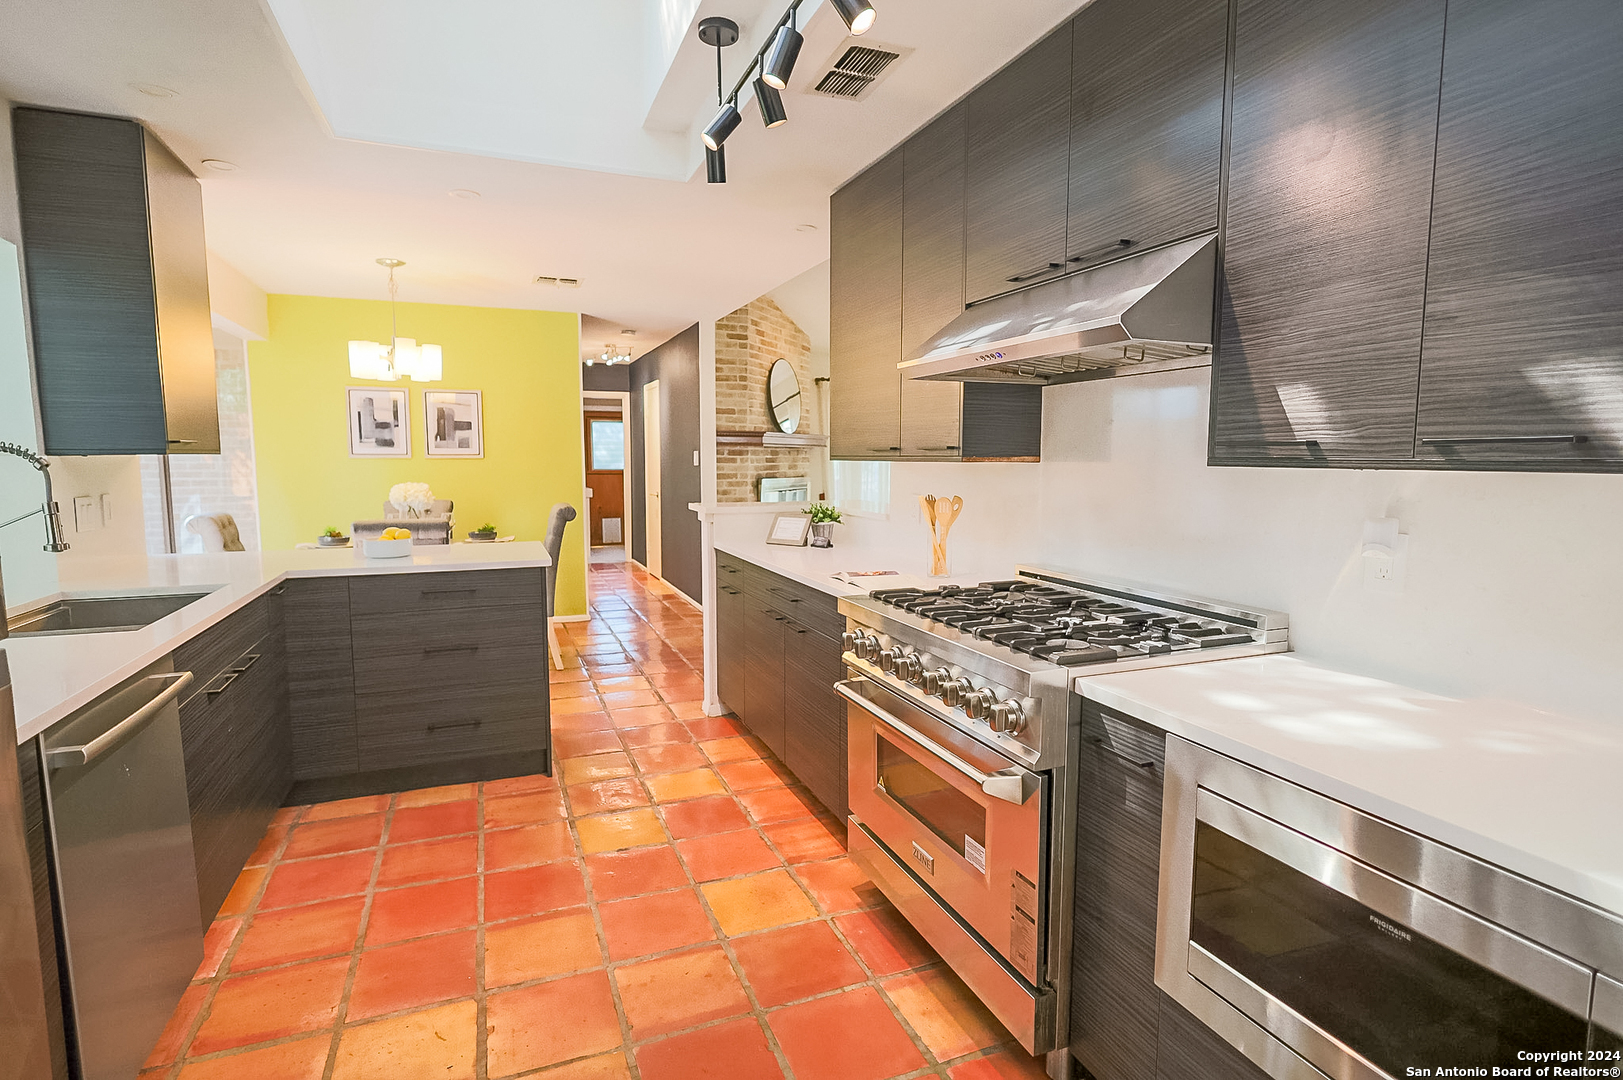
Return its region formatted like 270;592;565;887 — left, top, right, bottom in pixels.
350;606;549;771
1071;706;1167;1080
716;582;745;716
782;622;847;821
284;577;358;779
1155;992;1271;1080
742;604;788;759
17;739;70;1080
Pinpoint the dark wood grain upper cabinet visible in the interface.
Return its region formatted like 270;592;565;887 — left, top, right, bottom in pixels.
12;107;219;455
830;147;904;460
964;24;1074;304
900;104;967;458
1065;0;1228;272
1412;0;1623;472
1209;0;1446;465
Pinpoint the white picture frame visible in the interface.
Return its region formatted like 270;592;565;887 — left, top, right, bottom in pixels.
766;512;811;547
424;389;483;458
347;387;410;457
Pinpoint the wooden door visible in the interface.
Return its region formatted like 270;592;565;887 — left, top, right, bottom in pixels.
584;411;626;545
643;381;662;578
964;24;1074;304
1412;0;1623;471
1209;0;1446;465
830;147;904;460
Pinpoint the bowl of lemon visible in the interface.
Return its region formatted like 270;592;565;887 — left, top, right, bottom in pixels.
362;527;413;559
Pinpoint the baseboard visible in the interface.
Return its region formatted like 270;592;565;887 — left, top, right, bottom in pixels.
285;750;550;804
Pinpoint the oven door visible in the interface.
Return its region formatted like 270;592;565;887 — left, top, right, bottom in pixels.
839;676;1046;982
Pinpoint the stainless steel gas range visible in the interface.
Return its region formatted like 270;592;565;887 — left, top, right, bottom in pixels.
836;565;1289;1061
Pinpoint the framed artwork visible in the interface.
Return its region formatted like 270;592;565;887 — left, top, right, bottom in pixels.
347;387;410;457
424;390;483;458
766;512;811;547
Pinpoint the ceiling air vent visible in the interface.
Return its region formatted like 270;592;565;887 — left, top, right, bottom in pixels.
534;276;582;289
812;41;905;99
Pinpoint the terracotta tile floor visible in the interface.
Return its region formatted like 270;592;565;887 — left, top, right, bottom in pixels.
141;562;1047;1080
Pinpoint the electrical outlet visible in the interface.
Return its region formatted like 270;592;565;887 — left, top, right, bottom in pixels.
73;496;99;532
1362;532;1410;594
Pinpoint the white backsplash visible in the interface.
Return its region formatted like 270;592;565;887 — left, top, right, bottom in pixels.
863;366;1622;725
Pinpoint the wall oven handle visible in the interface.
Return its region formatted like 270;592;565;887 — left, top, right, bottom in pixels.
835;679;1037;805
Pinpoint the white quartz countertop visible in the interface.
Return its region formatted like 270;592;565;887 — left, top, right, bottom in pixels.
1079;655;1623;919
712;538;1006;599
2;544;550;744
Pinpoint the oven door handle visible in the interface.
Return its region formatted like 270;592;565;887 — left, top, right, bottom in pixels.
835;679;1038;805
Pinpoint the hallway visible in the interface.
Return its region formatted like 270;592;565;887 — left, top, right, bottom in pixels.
137;562;1044;1080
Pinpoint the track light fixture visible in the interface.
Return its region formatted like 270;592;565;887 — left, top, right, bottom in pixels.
831;0;878;35
703;102;742;150
761;10;803;90
706;145;727;183
754;77;788;128
698;16;740;181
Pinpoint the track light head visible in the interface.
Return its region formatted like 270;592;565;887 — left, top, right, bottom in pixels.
706;145;727;184
761;23;803;89
831;0;877;34
754;77;788;128
702;101;742;150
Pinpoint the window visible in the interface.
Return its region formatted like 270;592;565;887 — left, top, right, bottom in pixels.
590;420;625;471
830;459;891;515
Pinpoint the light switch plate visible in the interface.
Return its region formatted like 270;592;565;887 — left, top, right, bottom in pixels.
100;492;113;525
692;450;699;466
73;496;99;532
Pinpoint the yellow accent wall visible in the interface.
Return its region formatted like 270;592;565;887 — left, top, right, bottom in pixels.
248;295;587;616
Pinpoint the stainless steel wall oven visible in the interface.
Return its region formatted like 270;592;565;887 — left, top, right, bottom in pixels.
1157;737;1623;1080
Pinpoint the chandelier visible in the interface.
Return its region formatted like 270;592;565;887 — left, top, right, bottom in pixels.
348;258;443;382
588;344;633;366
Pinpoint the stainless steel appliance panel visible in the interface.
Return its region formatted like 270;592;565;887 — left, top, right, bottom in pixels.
0;650;53;1080
42;661;202;1080
843;676;1045;979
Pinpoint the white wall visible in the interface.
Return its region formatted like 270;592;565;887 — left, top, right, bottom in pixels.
873;366;1623;726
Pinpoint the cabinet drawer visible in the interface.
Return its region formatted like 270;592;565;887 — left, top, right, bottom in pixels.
732;562;844;640
350;605;546;673
175;597;268;696
347;568;545;617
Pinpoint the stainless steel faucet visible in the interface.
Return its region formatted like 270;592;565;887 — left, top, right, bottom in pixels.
0;441;70;552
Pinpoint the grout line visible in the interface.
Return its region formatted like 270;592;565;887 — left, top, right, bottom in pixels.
316;793;393;1080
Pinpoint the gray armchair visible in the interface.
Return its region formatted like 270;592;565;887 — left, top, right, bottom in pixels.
543;503;577;669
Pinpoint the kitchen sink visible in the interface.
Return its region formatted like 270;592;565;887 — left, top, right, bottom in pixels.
6;592;213;637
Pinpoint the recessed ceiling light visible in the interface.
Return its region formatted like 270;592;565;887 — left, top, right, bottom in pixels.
795;223;818;233
449;189;481;200
131;83;178;98
201;159;238;172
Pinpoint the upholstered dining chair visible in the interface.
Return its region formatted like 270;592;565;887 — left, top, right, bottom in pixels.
184;513;246;552
543;503;577;669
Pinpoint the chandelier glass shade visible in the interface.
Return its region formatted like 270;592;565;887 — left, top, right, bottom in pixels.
348;259;442;382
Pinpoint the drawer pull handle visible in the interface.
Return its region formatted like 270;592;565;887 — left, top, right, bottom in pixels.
424;644;481;655
1421;434;1588;446
1089;735;1156;769
1006;261;1065;284
232;653;261;675
422;588;479;599
427;718;483;733
205;672;240;696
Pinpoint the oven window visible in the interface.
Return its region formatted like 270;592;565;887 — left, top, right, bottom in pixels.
1190;822;1590;1075
875;734;987;869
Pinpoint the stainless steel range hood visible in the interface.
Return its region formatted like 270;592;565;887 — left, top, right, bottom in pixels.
900;233;1218;384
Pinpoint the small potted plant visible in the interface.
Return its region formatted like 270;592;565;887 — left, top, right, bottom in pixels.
803;503;841;548
318;526;348;547
469;522;498;542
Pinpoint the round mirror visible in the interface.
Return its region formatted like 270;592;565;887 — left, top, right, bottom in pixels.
767;358;802;434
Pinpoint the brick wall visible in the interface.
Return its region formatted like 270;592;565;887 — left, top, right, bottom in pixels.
715;296;816;503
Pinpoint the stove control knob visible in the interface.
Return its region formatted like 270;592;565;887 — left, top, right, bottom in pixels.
855;633;881;660
963;689;995;720
921;667;952;695
897;653;925;683
877;647;900;673
942;677;975;709
840;631;858;653
989;699;1027;735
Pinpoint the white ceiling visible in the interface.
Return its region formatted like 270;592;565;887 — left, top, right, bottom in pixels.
0;0;1085;353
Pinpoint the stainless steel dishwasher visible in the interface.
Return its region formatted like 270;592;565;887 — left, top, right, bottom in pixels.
41;658;202;1080
1;649;53;1080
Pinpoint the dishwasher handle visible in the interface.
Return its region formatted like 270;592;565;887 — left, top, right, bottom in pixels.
46;671;194;769
835;678;1037;805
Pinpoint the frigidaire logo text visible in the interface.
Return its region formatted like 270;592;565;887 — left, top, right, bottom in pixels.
1370;915;1412;943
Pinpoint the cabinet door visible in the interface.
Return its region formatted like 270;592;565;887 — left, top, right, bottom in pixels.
1210;0;1446;464
1070;707;1166;1080
830;148;904;459
1413;0;1623;470
284;577;358;779
782;622;846;821
900;103;966;458
742;604;787;759
1066;0;1228;271
964;24;1074;303
716;581;746;717
1155;992;1271;1080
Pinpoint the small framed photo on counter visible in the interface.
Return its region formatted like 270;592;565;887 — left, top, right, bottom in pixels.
766;512;811;547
